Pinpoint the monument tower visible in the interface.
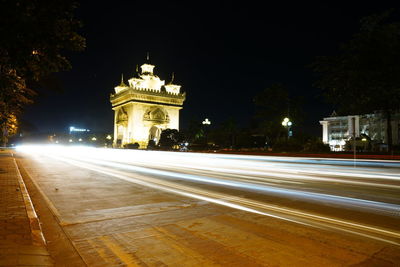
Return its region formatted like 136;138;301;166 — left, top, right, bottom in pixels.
110;60;185;148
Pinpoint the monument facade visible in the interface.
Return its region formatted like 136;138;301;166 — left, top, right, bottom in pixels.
110;61;185;148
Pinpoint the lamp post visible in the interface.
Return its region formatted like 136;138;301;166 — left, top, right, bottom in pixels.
281;117;293;139
202;118;211;147
106;134;112;148
202;118;211;125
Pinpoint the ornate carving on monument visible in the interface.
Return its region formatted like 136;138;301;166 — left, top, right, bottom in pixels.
116;108;128;126
143;106;170;124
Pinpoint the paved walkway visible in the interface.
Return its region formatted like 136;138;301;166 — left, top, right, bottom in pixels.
0;149;53;266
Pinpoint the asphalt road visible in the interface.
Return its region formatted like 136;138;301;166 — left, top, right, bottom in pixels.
16;146;400;266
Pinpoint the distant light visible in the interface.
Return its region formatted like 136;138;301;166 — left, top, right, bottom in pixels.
78;138;82;142
362;138;367;141
184;142;189;146
55;140;59;144
91;137;97;141
202;118;211;125
282;117;292;127
69;126;90;133
69;139;73;143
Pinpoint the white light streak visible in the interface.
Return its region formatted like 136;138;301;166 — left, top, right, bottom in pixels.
16;145;400;245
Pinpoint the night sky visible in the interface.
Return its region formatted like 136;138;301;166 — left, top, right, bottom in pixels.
22;2;394;136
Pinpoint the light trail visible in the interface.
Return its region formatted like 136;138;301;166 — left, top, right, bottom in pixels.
17;145;400;245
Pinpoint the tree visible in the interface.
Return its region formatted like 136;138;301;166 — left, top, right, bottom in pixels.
312;11;400;152
254;83;304;147
184;119;204;143
0;0;85;145
158;129;186;150
0;69;35;146
212;118;238;149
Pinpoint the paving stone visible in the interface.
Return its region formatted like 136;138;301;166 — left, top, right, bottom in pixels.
0;151;54;266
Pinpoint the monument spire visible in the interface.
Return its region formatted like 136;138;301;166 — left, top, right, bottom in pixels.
169;72;175;84
119;73;126;86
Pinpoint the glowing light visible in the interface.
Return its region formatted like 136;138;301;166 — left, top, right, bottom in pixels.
202;118;211;125
282;117;292;126
91;137;97;141
69;126;90;133
15;145;400;245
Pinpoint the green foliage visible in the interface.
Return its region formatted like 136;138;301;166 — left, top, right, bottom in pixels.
312;11;400;114
271;138;303;152
0;69;36;145
185;120;204;142
312;10;400;151
210;118;238;148
0;0;85;145
253;83;304;145
0;0;85;81
158;129;185;150
302;138;330;153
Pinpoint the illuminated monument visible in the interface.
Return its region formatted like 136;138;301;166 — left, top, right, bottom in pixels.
110;61;185;148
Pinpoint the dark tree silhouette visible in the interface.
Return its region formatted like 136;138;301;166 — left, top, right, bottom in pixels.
0;0;85;145
254;83;304;146
312;11;400;152
158;129;185;150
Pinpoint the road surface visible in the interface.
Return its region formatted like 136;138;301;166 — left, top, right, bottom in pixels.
16;146;400;266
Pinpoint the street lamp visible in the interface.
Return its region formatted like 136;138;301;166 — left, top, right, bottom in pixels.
202;118;211;125
202;118;211;147
281;117;293;138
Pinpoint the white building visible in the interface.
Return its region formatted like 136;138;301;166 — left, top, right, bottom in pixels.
110;61;185;148
320;111;399;151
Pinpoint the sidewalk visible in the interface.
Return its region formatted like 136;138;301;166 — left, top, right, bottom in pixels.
0;149;53;266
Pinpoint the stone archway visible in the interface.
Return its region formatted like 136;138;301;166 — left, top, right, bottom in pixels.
117;125;125;146
116;108;128;147
149;125;161;144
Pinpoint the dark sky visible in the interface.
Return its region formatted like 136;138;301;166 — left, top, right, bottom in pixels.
22;2;394;136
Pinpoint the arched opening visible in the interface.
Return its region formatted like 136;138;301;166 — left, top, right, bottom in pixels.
149;126;161;144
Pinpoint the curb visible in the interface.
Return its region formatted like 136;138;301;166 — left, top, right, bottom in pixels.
12;156;47;247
